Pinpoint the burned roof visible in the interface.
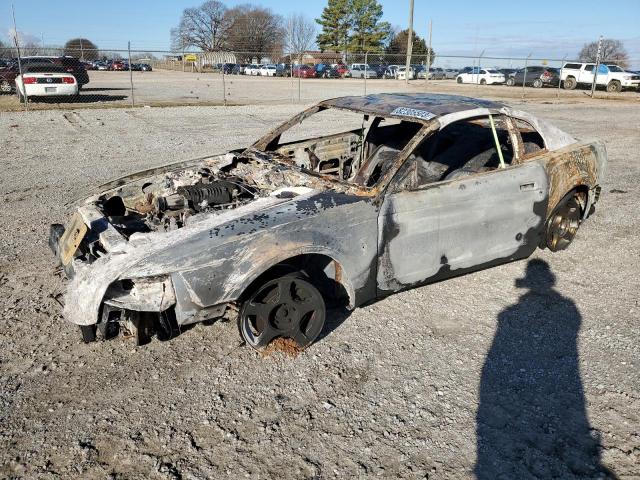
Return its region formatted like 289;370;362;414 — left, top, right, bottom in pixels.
320;93;503;122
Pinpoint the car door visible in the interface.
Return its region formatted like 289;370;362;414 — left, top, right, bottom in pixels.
580;64;595;84
376;116;548;292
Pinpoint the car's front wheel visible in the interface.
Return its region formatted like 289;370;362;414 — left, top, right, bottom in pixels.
607;80;622;93
506;77;515;86
457;76;462;83
239;272;326;350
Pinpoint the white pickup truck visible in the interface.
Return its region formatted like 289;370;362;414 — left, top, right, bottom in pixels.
561;62;640;92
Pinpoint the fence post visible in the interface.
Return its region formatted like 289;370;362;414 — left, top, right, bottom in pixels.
364;51;368;95
298;54;301;102
11;4;27;111
522;52;531;100
425;19;432;88
476;49;485;93
222;63;227;106
557;55;566;100
591;36;603;98
290;60;294;103
128;41;135;107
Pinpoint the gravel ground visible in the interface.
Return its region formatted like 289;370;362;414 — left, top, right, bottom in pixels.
0;100;638;479
1;69;638;111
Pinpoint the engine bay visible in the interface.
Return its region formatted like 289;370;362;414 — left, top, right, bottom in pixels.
94;150;344;236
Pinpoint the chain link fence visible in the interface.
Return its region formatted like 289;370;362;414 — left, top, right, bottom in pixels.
1;45;639;112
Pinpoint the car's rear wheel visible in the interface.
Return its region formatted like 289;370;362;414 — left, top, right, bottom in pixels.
545;193;582;251
457;76;462;83
480;78;487;85
563;77;577;90
0;80;12;93
239;273;326;350
533;78;543;88
506;77;515;86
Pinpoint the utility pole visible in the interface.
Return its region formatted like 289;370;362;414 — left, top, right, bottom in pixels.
79;38;84;61
404;0;414;85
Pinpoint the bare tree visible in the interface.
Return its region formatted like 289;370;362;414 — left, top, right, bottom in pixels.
226;5;284;59
284;13;316;59
579;38;629;67
21;42;42;56
171;0;230;51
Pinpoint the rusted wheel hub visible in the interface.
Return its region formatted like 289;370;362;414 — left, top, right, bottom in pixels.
547;195;581;251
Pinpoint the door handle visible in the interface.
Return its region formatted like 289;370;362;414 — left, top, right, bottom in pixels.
520;182;536;191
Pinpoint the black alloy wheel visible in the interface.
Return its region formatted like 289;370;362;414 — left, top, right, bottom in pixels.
239;274;326;350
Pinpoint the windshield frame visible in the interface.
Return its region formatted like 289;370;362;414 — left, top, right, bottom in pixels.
249;104;435;194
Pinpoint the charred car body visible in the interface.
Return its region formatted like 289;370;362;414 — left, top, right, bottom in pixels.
49;94;606;349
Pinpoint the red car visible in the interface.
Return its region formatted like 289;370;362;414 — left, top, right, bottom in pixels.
334;63;349;77
292;65;316;78
0;64;18;93
110;61;125;71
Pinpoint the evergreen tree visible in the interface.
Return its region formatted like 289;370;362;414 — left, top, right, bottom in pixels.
347;0;390;52
316;0;351;52
386;29;435;62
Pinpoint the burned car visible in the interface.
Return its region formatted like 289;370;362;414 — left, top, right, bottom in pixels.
49;93;606;349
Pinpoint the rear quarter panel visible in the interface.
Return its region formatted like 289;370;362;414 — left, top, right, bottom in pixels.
531;140;606;215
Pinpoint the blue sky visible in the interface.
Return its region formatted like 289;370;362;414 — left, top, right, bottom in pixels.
2;0;639;67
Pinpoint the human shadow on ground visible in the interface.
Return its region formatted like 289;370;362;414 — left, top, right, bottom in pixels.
475;259;616;479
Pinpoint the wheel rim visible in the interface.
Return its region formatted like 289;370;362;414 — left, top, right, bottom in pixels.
240;276;325;350
547;197;581;251
0;81;11;93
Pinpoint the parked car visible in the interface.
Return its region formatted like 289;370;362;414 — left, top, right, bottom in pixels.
109;61;125;71
0;63;18;93
456;68;505;85
348;64;377;79
369;64;387;78
396;66;415;80
314;63;340;78
499;68;517;78
139;63;152;72
94;62;109;71
383;65;400;79
444;68;459;79
49;93;606;350
270;64;290;77
231;64;247;75
15;65;78;101
292;64;316;78
506;66;560;88
560;62;640;92
246;64;263;76
332;63;349;77
431;67;446;80
418;67;445;80
20;56;89;89
259;64;277;77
